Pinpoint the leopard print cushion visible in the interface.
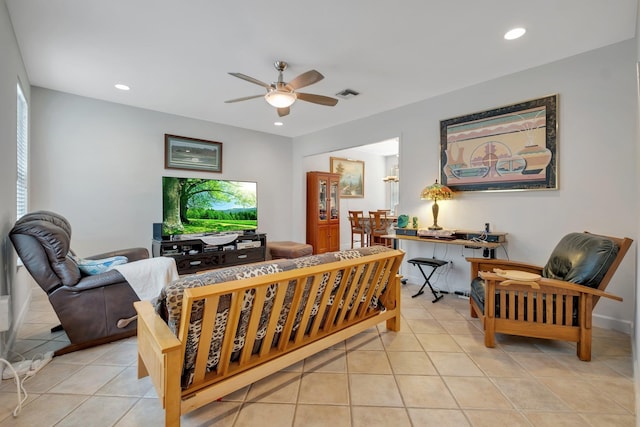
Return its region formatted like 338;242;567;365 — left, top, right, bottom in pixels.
157;246;393;388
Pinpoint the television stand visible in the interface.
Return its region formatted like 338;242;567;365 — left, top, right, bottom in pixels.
152;233;266;275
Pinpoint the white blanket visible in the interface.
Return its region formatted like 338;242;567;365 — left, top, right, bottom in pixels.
114;257;179;302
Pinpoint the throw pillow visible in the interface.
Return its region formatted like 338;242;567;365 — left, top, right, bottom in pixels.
68;253;128;275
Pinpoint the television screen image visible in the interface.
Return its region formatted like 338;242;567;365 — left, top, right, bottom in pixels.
162;177;257;237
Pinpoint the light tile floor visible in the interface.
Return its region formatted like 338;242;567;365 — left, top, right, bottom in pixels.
0;282;635;426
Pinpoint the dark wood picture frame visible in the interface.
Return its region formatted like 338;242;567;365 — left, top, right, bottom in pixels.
165;134;222;173
440;94;558;192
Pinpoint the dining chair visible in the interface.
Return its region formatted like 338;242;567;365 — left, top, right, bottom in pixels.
368;211;392;247
348;210;367;248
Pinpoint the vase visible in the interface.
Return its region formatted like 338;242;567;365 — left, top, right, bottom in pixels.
517;145;552;175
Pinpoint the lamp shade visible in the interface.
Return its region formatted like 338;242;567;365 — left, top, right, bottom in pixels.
265;90;296;108
420;180;453;201
421;179;453;230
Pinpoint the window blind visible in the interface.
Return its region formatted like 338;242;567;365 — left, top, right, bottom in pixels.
16;83;28;220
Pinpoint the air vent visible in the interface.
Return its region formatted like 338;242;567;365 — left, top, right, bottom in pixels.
335;88;360;99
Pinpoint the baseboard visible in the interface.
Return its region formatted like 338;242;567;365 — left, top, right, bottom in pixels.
592;313;632;335
634;330;640;418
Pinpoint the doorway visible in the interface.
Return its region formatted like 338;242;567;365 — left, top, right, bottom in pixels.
302;137;399;250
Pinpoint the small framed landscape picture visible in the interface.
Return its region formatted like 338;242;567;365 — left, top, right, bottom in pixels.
165;134;222;173
330;157;365;198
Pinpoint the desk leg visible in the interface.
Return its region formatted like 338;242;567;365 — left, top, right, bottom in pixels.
392;238;407;285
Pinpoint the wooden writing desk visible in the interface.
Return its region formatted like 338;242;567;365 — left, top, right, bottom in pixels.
382;231;507;259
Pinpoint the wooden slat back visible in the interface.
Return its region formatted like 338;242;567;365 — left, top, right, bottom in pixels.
240;286;269;364
218;291;244;376
179;250;404;393
494;283;583;326
192;296;219;383
293;273;325;345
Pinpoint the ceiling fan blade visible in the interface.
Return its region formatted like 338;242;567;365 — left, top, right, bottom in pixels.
286;70;324;91
296;92;338;106
277;107;290;117
228;72;272;89
224;94;264;103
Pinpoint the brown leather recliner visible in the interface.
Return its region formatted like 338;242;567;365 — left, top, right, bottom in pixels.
9;210;149;355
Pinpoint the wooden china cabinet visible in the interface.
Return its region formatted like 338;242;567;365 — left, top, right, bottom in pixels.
306;171;340;254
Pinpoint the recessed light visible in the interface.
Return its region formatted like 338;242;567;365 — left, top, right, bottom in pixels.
274;121;284;126
114;83;130;91
504;27;526;40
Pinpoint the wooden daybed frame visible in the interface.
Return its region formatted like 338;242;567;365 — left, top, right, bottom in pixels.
134;249;404;426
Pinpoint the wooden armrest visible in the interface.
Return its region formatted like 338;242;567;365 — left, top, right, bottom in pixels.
134;300;183;416
87;247;150;262
479;271;623;302
134;301;181;353
466;257;543;274
498;279;540;289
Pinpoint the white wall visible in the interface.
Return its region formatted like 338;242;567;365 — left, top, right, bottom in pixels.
29;88;294;258
293;40;639;333
0;0;31;358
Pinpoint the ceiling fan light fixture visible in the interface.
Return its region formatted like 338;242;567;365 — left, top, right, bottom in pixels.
265;90;296;108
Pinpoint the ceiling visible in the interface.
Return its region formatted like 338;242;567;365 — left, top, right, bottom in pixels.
350;138;399;157
6;1;637;138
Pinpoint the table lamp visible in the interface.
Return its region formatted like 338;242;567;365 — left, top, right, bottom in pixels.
420;180;453;230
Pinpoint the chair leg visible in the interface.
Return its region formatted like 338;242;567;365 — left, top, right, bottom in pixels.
484;317;496;348
469;301;478;318
577;327;592;361
352;232;367;248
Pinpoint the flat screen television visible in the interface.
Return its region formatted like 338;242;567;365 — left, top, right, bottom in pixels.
162;176;257;237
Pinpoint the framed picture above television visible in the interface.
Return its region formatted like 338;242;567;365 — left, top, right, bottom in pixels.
165;134;222;173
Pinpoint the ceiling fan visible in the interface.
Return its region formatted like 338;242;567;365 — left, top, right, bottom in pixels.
225;61;338;117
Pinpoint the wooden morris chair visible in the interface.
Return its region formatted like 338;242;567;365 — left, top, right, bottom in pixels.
467;232;632;361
